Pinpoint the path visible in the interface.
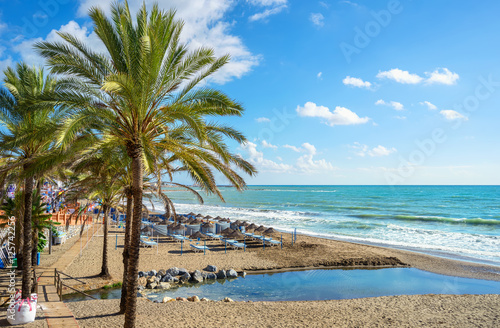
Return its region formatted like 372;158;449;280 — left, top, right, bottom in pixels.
37;224;101;328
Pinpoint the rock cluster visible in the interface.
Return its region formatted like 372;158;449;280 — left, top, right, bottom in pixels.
137;266;246;290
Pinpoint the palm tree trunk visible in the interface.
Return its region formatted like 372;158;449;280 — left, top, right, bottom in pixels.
100;204;111;278
124;145;143;328
21;171;33;298
119;191;133;314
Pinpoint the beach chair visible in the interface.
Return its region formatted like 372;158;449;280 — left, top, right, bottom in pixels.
190;244;210;253
243;232;255;239
265;239;281;247
140;237;158;248
172;235;189;243
205;232;222;240
227;240;245;250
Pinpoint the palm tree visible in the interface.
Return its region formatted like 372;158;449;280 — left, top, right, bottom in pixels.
36;2;256;326
0;63;70;298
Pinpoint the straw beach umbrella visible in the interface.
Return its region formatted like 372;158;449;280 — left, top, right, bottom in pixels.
215;216;223;220
196;214;204;218
227;230;245;240
263;227;277;235
221;227;235;236
187;212;196;216
205;215;213;219
255;225;267;233
247;223;258;231
190;231;206;240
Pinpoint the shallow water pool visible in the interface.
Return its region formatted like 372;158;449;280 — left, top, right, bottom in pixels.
64;268;500;302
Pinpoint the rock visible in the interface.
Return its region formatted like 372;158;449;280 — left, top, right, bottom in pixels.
205;272;217;280
147;270;157;277
146;281;158;289
216;269;226;279
204;265;217;272
167;267;180;276
176;297;187;302
157;282;171;289
227;269;238;278
239;271;247;278
200;297;210;302
147;276;156;283
172;277;179;283
137;285;144;291
157;269;166;277
177;268;187;276
187;295;200;302
223;297;234;302
191;270;203;283
162;296;174;303
160;273;173;282
138;271;145;278
138;277;147;287
180;272;191;282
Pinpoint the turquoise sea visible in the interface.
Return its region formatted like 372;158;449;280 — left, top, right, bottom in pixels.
152;185;500;266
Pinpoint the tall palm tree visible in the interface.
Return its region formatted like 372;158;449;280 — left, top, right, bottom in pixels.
36;2;256;326
0;63;70;298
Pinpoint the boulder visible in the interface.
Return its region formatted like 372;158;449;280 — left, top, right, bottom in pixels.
138;277;147;287
205;272;217;280
187;295;200;302
172;277;179;283
177;268;188;276
167;267;180;276
180;272;191;282
147;270;157;277
239;271;247;278
223;297;234;302
216;270;226;279
162;296;174;303
157;282;171;289
227;269;238;278
157;269;166;277
146;281;157;289
160;273;173;282
191;270;203;283
204;265;217;272
200;297;210;302
138;271;145;278
176;297;187;302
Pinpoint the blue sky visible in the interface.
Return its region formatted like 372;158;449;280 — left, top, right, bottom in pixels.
1;0;500;185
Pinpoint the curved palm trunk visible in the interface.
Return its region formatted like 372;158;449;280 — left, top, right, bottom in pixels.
21;172;33;298
124;147;143;328
100;205;111;278
119;192;133;313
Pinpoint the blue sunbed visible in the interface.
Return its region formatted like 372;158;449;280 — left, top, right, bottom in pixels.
190;244;210;253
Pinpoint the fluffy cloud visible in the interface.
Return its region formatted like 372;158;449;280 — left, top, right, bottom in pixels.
420;101;437;110
440;110;468;121
73;0;259;84
350;142;397;157
255;117;270;123
375;99;404;111
310;13;324;27
287;142;335;173
343;76;372;88
241;142;292;173
283;144;301;152
377;68;423;84
247;0;287;5
296;102;370;126
377;67;459;86
261;140;278;149
425;68;459;85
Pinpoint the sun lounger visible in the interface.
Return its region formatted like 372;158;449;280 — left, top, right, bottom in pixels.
190;244;210;253
243;232;255;238
227;240;245;250
265;239;281;247
140;237;158;248
172;235;189;243
204;233;223;240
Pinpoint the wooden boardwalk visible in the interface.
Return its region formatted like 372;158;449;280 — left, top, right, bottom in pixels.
37;224;101;328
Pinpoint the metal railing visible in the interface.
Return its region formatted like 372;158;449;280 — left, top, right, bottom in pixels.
54;268;97;300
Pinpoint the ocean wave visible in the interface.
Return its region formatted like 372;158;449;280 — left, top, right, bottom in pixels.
352;214;500;226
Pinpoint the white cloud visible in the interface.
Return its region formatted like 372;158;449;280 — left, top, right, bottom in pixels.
241;141;292;173
76;0;259;84
425;68;459;85
249;5;287;21
350;142;397;157
440;110;468;121
340;0;360;7
343;76;372;88
247;0;287;5
377;68;424;84
375;99;404;111
310;13;324;27
420;101;437;110
261;140;278;149
317;72;322;79
394;116;407;120
255;117;270;123
377;67;459;86
296;102;370;126
283;144;301;152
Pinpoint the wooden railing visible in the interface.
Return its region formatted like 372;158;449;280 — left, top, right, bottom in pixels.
49;211;94;226
54;269;97;301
